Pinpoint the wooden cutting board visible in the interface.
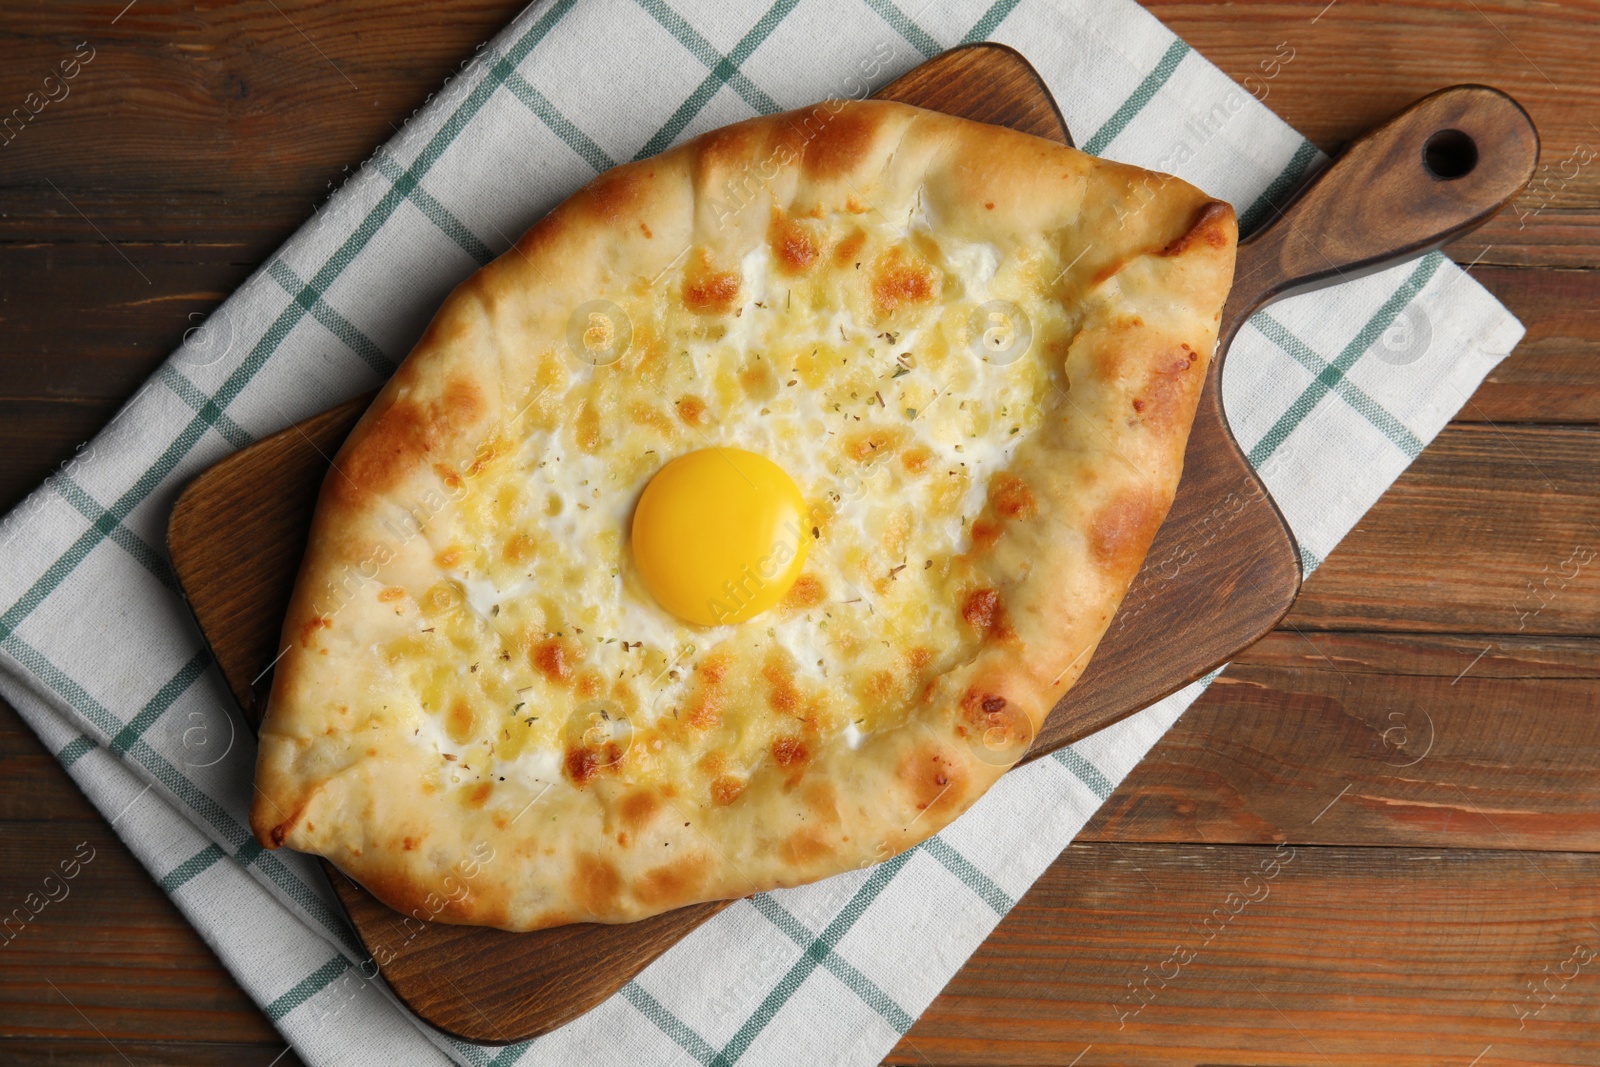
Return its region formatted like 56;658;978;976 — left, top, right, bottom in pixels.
166;43;1536;1044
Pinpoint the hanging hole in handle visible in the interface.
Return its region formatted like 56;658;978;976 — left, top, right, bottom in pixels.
1423;129;1478;180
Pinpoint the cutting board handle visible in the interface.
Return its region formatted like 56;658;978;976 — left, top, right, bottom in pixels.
1219;84;1538;345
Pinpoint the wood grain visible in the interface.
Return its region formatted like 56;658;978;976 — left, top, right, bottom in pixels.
0;821;289;1049
889;842;1600;1066
1081;631;1600;851
1144;0;1600;215
1457;267;1600;424
0;398;124;517
1;0;1597;1063
1289;425;1600;634
0;1041;303;1067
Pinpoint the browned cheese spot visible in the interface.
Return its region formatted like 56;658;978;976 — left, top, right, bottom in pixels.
771;736;810;768
699;653;730;686
681;655;726;729
432;463;464;493
465;782;493;809
762;658;801;716
683;652;731;728
563;743;620;787
990;474;1037;520
466;434;509;475
627;401;675;434
970;519;1002;551
532;636;581;683
503;532;537;565
424;583;456;613
833;229;867;267
575;400;602;453
377;586;406;603
843;426;904;463
710;775;746;806
783;573;825;610
683;251;742;314
769;208;818;273
446;697;476;744
961;587;1014;641
870;247;937;317
676;394;710;427
685;691;723;730
864;669;895;705
739;360;775;397
900;445;933;474
298;614;332;648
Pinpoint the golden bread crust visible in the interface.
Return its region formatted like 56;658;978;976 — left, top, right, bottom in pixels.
251;100;1235;931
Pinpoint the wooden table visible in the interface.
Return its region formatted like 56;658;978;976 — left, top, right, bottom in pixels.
2;2;1596;1064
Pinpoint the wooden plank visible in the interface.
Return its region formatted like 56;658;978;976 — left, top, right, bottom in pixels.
1289;425;1600;634
0;397;121;517
1462;267;1600;424
1;2;1591;238
0;241;255;403
889;842;1600;1066
1451;211;1600;271
0;698;104;824
0;1040;301;1067
0;1;529;216
0;816;286;1047
1145;0;1600;215
1144;0;1600;270
1081;632;1600;851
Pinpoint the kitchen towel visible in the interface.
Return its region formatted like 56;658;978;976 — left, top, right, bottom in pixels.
0;0;1524;1064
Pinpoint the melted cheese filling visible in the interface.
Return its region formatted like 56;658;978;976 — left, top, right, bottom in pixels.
367;210;1078;806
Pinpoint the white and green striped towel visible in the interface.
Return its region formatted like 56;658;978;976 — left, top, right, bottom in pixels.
0;0;1523;1063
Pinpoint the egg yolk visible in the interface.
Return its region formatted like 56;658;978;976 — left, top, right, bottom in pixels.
631;448;810;626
